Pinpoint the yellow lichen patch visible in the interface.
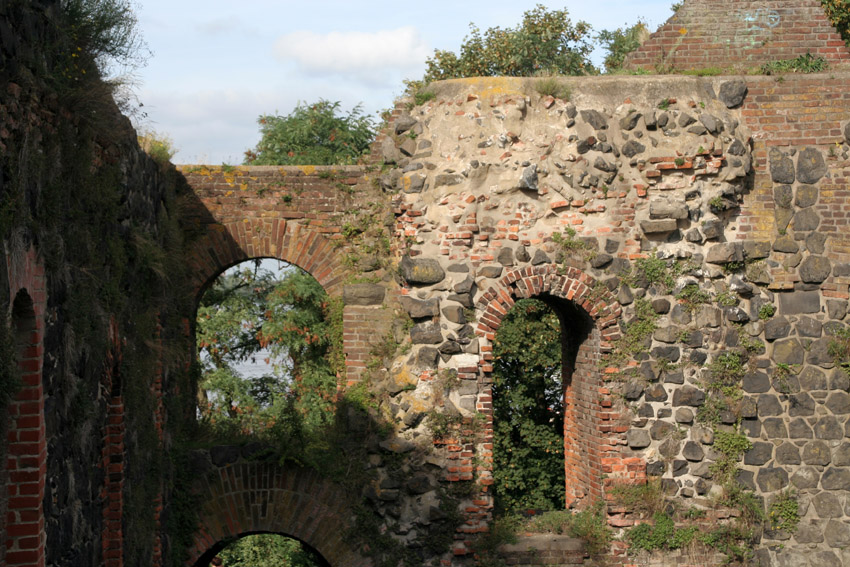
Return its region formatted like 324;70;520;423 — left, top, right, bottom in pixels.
298;165;316;175
450;77;526;102
240;183;248;191
225;190;234;197
278;168;289;176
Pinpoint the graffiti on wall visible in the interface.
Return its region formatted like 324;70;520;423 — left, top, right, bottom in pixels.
727;8;781;48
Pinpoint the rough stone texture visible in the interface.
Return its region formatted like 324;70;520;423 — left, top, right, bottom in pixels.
797;147;828;184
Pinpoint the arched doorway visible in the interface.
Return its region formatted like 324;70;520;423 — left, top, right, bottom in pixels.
195;532;330;567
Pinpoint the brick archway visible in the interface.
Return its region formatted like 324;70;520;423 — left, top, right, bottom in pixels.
186;219;351;300
187;460;370;567
4;246;47;567
475;264;627;508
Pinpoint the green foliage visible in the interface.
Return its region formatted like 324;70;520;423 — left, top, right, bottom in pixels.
758;303;776;320
422;5;596;82
61;0;149;76
219;534;323;567
707;352;747;392
517;503;611;556
760;53;828;75
609;479;665;517
821;0;850;46
244;100;374;165
828;328;850;376
196;263;338;436
492;298;565;513
598;21;648;73
414;89;436;105
627;513;697;552
675;283;711;312
629;254;675;290
535;77;571;100
604;298;658;372
768;489;800;533
138;129;176;165
710;429;752;484
698;523;756;563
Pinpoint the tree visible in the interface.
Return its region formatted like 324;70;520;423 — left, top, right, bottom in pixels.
218;534;324;567
243;100;374;166
822;0;850;45
422;5;596;82
597;21;649;73
492;298;565;513
195;262;339;435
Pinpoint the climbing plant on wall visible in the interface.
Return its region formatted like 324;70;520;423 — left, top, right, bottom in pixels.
492;298;565;513
822;0;850;45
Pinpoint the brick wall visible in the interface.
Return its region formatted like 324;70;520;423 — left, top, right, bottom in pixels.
4;247;46;567
625;0;850;72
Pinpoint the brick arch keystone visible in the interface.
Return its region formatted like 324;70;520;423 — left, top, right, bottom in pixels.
474;264;633;508
187;461;370;567
186;219;351;299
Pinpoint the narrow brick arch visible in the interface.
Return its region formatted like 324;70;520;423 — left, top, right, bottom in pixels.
4;246;47;567
186;219;351;300
187;460;370;567
475;264;624;508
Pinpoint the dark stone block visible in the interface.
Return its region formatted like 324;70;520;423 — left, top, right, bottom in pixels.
775;443;801;465
822;467;850;491
814;416;844;440
410;321;443;344
757;394;783;416
788;393;815;417
683;441;704;462
799;255;831;284
343;283;386;305
769;148;795;184
796;147;827;184
756;466;789;492
400;256;445;285
743;370;770;393
673;386;705;407
792;208;821;232
580;109;608;130
744;442;773;466
644;383;668;402
719;80;748;108
789;418;813;439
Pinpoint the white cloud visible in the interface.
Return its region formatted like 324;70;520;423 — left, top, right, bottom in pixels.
273;27;429;82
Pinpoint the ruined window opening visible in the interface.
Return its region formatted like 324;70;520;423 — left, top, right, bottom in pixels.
492;295;592;514
194;258;337;436
195;532;330;567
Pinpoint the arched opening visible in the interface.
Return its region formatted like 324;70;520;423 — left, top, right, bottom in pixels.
194;258;341;442
4;289;46;566
194;532;330;567
491;295;592;514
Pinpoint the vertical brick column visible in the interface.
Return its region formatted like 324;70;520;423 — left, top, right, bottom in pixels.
101;319;124;567
5;252;47;567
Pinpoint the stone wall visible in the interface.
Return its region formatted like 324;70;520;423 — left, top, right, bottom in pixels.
624;0;850;73
375;74;850;565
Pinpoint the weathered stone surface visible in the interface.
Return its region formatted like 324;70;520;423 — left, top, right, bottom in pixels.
379;438;415;453
580;109;608;130
825;519;850;547
803;441;832;466
779;291;820;314
773;338;804;366
797;316;823;338
797;147;827;184
434;172;463;186
394;114;417;135
792;208;820;231
743;371;770;393
813;492;844;518
773;235;799;254
719;80;748;108
701;218;723;240
769;148;796;183
400;296;440;318
683;441;704;461
762;418;787;438
478;265;503;278
650;420;677;440
624;382;644;400
788;393;815;417
400;256;445;285
815;416;844;440
531;249;549;265
758;394;783;416
796;185;819;207
343;283;386;305
640;218;678;233
774;184;794;207
441;305;466;325
744;441;773;466
799;255;832;283
627;429;651;449
799;366;828;390
764;317;790;341
789;418;814;438
518;165;538;192
410;347;439;370
791;467;820;489
776;442;801;465
807;232;828;254
808;338;835;367
743;240;771;259
756;466;789;492
705;242;743;264
672;386;705;407
827;299;847;320
619;112;642;131
644;383;668;402
696;305;722;328
410;321;443;344
622;140;646;157
827;392;850;414
699;113;722;134
650;197;688;220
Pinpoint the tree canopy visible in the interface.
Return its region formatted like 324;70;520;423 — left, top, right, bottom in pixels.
422;4;596;81
243;100;374;166
492;298;565;513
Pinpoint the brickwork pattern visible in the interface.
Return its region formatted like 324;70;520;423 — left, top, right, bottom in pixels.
4;247;46;567
625;0;850;72
187;457;370;567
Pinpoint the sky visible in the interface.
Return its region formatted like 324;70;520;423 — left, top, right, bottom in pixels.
131;1;677;164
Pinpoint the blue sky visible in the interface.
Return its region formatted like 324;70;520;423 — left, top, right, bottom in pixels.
132;1;676;164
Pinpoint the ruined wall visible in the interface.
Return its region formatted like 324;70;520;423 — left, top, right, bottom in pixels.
625;0;850;73
375;74;850;565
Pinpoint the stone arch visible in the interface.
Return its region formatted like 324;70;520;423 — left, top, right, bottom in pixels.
475;264;623;508
187;458;370;567
186;219;351;300
4;246;46;567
